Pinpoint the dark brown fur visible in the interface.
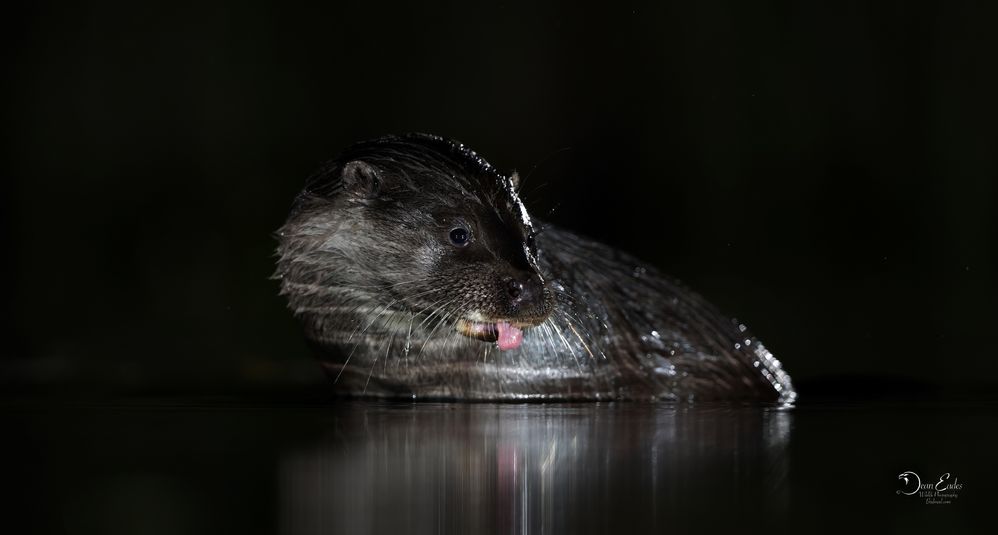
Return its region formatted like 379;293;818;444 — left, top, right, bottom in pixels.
275;133;795;402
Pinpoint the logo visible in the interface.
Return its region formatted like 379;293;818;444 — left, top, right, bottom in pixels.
897;471;963;505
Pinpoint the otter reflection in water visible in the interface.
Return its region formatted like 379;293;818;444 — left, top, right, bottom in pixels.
279;404;792;534
275;134;794;401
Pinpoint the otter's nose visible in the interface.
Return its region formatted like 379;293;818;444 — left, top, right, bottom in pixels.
504;275;542;306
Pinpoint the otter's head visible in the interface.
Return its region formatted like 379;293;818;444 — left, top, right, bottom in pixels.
276;133;554;351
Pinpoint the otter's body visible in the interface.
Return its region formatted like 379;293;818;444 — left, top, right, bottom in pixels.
276;134;795;402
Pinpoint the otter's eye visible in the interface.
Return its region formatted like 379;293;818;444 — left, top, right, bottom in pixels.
449;227;470;247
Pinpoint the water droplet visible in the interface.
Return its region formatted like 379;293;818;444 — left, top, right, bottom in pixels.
738;324;747;332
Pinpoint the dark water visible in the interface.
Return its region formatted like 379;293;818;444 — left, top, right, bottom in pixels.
3;397;994;534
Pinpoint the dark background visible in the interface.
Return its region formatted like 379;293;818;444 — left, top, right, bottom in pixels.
4;0;996;397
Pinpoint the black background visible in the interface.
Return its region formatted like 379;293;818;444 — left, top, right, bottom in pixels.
4;0;997;397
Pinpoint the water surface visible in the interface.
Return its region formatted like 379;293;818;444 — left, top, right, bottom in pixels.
4;397;993;533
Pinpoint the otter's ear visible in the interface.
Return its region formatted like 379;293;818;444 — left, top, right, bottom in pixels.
509;171;521;191
341;160;381;199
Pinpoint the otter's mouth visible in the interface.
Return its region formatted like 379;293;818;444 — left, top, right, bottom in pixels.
456;319;534;351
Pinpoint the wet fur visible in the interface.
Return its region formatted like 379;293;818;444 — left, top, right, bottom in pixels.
276;133;795;402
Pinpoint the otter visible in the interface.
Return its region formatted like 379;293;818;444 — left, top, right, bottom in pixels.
275;134;795;402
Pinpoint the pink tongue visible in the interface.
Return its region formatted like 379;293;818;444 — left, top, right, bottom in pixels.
496;322;524;351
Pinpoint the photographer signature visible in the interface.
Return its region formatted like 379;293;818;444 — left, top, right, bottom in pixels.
897;471;963;504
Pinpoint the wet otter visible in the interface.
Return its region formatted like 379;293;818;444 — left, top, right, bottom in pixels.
275;134;795;402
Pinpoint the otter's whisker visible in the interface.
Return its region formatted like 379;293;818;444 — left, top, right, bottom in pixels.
335;299;399;383
548;319;583;373
413;294;458;332
406;296;459;360
539;321;559;361
556;308;607;361
345;299;398;342
563;315;596;362
416;299;467;360
402;312;415;364
365;327;395;394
